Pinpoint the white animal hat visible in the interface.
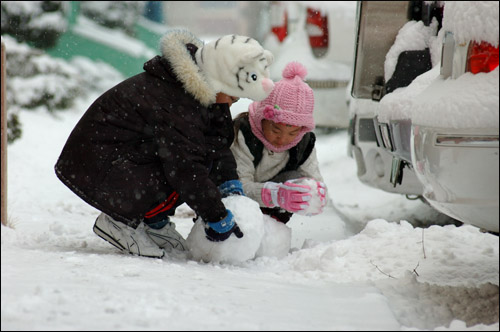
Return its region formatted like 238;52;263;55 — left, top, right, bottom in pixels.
195;35;275;101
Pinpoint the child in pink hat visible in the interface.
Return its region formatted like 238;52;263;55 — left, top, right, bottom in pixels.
231;62;327;223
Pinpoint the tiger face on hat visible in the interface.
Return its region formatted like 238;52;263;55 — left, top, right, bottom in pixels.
195;35;275;102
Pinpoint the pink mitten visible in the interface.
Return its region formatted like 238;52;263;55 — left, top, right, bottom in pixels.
317;181;327;208
285;178;327;216
261;181;311;213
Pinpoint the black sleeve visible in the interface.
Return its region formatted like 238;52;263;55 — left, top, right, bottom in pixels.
209;148;239;186
205;103;239;186
154;109;227;223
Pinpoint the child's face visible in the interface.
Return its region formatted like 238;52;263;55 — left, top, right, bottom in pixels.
262;120;302;149
215;92;239;107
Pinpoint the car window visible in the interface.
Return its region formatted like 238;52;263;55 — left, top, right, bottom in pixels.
351;1;410;100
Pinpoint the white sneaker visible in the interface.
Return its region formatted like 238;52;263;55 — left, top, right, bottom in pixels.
93;213;165;258
144;221;188;252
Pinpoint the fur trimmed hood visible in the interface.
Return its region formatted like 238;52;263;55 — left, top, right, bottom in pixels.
160;29;216;106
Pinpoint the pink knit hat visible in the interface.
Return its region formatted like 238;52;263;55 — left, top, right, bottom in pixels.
248;61;315;153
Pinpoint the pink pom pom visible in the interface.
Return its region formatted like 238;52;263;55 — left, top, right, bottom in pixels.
282;62;307;80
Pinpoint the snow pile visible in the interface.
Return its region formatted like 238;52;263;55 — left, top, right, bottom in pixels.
443;1;499;47
2;97;498;331
377;65;441;123
187;195;292;263
411;66;499;128
1;4;499;330
187;195;264;263
255;215;292;259
377;272;499;330
377;16;443;123
278;219;499;286
406;0;499;129
377;1;499;129
384;19;440;82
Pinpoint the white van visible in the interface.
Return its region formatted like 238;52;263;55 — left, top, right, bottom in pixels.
349;1;499;233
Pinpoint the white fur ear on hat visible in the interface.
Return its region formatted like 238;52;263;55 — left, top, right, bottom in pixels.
240;46;264;64
195;35;275;101
264;49;274;66
240;47;274;67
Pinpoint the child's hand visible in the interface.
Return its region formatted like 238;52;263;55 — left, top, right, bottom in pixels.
218;179;244;197
261;181;311;213
317;181;327;208
288;178;327;215
205;209;244;242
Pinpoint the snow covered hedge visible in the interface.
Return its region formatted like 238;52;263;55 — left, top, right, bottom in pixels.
1;1;68;49
5;36;81;112
79;1;145;36
3;35;124;143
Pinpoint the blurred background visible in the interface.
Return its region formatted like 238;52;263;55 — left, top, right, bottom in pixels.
1;1;357;145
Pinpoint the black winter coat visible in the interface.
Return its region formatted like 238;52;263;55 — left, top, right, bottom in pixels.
55;32;237;228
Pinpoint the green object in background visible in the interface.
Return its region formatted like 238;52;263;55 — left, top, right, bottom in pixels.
46;31;149;77
46;1;166;78
135;19;165;52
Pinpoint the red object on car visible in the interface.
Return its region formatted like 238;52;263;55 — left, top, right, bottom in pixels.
270;2;288;42
306;7;329;48
467;41;499;74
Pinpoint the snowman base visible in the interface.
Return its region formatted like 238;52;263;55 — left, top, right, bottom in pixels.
187;195;292;263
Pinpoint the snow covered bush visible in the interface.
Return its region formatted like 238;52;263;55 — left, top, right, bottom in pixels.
4;35;82;113
79;1;145;36
2;35;123;143
1;1;68;49
6;112;21;144
70;56;125;94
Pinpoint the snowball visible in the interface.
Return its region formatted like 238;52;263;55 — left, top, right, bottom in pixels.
187;195;265;264
186;195;295;263
255;215;292;259
288;178;324;216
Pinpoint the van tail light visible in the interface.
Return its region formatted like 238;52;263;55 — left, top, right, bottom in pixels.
270;2;288;43
306;8;329;48
467;41;499;74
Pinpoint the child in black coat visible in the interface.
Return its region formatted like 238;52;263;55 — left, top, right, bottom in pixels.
55;29;274;258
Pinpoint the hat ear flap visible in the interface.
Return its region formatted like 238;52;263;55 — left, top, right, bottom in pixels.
239;46;264;65
263;50;274;66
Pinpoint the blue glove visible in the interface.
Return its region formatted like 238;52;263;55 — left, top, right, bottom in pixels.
205;209;244;242
218;179;244;198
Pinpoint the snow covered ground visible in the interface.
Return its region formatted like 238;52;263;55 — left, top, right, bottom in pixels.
1;94;498;330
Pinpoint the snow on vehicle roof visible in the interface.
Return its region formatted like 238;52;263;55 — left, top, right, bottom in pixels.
443;1;499;47
411;67;499;129
384;19;440;83
378;1;499;129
